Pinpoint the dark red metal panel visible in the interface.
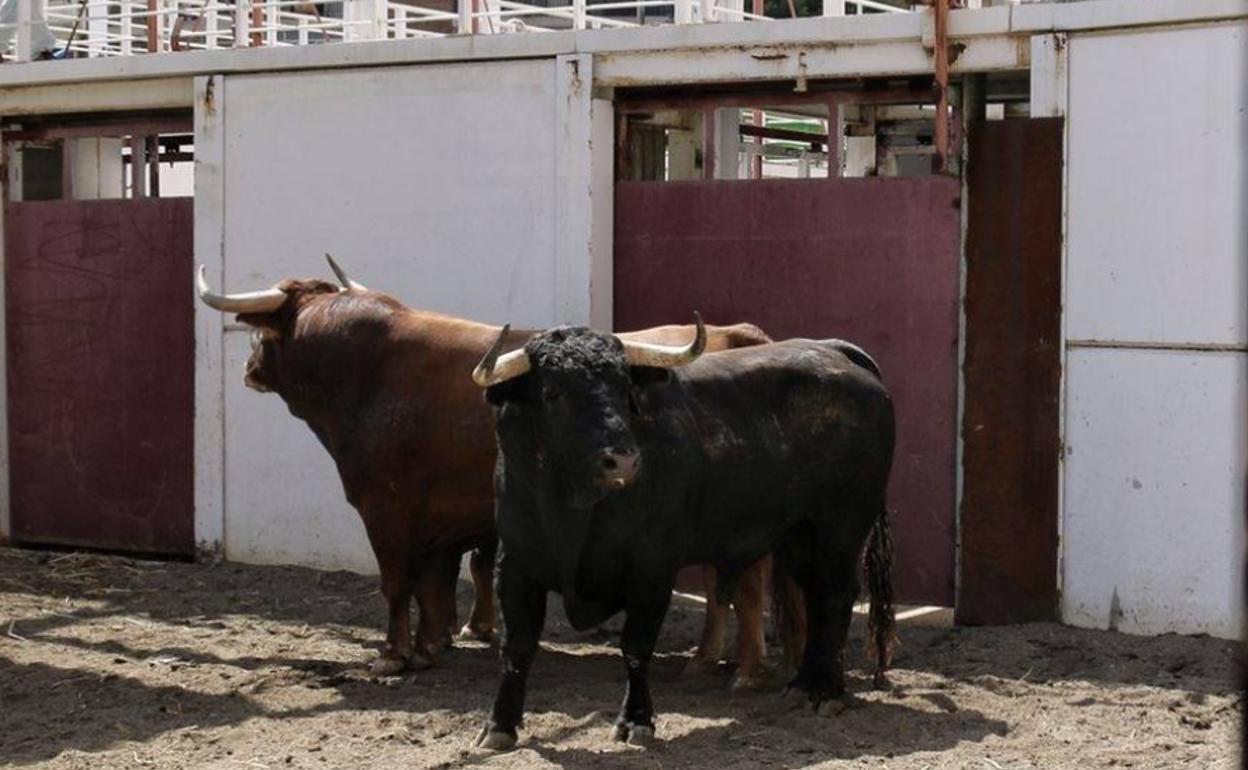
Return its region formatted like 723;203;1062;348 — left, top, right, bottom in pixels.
956;118;1063;624
615;177;960;606
6;198;194;555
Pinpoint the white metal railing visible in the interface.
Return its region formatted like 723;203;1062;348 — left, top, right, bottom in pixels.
4;0;906;60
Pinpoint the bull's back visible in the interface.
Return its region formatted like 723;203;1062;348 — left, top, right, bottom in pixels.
661;339;893;562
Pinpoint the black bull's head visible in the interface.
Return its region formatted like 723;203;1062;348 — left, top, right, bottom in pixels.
473;316;706;506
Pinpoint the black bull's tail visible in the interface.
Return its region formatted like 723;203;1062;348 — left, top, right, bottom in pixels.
768;505;898;689
865;505;897;688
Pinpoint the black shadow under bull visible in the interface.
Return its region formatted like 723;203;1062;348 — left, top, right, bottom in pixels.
472;316;897;750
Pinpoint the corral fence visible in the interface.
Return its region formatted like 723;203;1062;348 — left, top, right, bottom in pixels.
2;0;907;60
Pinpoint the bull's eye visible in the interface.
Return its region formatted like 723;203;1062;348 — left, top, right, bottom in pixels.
541;387;562;405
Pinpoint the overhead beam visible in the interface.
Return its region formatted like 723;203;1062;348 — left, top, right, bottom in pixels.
0;0;1239;90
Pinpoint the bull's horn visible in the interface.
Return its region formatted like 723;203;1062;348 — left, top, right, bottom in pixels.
620;312;706;368
472;325;531;387
196;265;287;314
325;253;367;292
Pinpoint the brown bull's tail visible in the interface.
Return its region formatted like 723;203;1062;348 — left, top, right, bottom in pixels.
865;505;897;689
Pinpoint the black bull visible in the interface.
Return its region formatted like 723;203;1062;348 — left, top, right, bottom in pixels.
473;323;897;749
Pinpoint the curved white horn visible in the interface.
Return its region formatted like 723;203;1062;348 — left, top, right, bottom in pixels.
620;312;706;368
325;253;368;291
472;325;532;387
195;265;288;314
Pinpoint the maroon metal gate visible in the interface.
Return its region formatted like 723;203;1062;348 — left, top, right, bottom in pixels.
615;177;960;605
6;198;194;555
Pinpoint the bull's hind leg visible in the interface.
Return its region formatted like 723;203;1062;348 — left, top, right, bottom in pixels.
460;538;498;642
613;588;673;746
684;566;728;677
783;517;867;713
729;556;773;691
476;553;547;752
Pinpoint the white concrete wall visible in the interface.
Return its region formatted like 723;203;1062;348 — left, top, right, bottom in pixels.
1059;22;1248;638
196;59;608;573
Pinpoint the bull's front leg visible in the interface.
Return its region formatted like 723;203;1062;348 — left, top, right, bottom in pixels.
373;555;424;676
612;590;672;747
475;551;546;752
414;548;460;659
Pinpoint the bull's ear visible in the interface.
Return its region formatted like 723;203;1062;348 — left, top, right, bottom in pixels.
236;311;283;333
630;366;672;388
485;376;529;406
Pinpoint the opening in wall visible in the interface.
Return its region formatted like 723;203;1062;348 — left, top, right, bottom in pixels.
2;113;193;201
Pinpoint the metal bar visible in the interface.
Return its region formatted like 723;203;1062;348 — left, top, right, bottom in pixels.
146;134;159;196
234;0;250;45
121;0;133;55
146;0;159;51
87;0;108;56
4;117;193;141
128;134;146;197
1065;340;1248;353
251;0;263;44
673;0;692;24
701;106;715;180
739;122;826;148
932;0;950;172
616;86;933;114
16;0;33;61
61;137;74;200
206;0;219;49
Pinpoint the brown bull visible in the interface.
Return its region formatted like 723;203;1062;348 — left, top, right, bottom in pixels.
196;257;779;687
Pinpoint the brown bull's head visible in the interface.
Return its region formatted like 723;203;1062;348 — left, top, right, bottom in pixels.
195;254;370;396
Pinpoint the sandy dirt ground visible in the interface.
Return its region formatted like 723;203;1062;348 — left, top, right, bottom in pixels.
0;546;1239;769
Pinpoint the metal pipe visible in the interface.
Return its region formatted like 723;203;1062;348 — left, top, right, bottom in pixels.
933;0;950;172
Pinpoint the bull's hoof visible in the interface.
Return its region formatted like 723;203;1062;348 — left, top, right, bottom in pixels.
611;721;656;747
369;656;407;677
408;651;435;671
473;723;517;752
457;624;496;643
682;655;720;678
816;698;850;717
779;686;808;711
730;665;776;692
872;670;890;691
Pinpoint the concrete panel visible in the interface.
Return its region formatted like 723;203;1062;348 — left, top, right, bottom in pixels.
219;61;563;572
1062;348;1246;638
223;332;376;574
222;61;558;327
1065;23;1248;345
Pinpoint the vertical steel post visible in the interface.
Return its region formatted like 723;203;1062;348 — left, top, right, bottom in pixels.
933;0;950;172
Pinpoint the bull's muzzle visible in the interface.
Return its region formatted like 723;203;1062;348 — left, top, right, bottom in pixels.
596;447;640;490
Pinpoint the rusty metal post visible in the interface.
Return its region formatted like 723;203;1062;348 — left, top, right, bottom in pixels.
146;0;161;52
147;135;160;197
128;135;147;198
933;0;950;173
251;0;263;45
701;107;715;180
